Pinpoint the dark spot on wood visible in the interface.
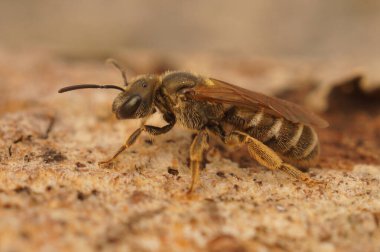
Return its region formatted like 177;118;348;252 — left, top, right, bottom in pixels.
8;145;12;157
229;173;242;180
166;139;175;143
298;166;309;172
144;139;153;145
319;231;332;242
167;167;179;176
234;184;239;191
14;186;31;194
106;236;120;244
134;165;144;174
58;220;67;227
77;191;87;201
216;171;226;178
3;203;13;209
256;225;268;234
40;149;66;163
13;136;23;144
20;231;30;239
356;138;364;147
91;189;99;196
45;186;53;192
76;162;86;168
24;154;31;162
95;244;103;251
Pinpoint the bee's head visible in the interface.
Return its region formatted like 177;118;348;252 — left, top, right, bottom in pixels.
58;60;160;120
111;75;160;119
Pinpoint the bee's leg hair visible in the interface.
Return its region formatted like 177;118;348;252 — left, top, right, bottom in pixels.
187;130;209;194
232;131;321;186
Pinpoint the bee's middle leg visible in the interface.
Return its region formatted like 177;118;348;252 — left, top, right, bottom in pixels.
188;130;209;194
232;131;320;186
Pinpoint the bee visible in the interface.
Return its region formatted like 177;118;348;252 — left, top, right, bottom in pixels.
59;61;328;193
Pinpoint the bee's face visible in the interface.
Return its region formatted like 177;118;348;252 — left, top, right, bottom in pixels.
112;75;160;119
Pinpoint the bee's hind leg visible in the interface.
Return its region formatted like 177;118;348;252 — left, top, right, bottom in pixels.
232;131;321;186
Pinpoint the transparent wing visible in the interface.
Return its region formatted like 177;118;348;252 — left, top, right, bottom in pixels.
191;78;329;128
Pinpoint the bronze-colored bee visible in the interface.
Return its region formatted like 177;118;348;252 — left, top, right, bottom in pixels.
59;61;328;193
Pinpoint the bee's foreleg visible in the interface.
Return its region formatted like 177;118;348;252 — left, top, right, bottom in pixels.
188;130;209;194
143;123;174;135
232;131;321;186
98;117;175;166
98;127;144;166
143;113;176;135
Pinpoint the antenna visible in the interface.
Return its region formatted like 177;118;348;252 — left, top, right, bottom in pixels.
106;58;128;86
58;84;125;93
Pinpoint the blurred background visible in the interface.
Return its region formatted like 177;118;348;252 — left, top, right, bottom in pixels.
0;0;379;60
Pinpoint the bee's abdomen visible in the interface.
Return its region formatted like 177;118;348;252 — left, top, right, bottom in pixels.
241;110;320;166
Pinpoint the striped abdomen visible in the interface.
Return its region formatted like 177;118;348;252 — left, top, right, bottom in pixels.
224;107;320;166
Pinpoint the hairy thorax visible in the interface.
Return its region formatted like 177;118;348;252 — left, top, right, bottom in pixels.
173;99;225;130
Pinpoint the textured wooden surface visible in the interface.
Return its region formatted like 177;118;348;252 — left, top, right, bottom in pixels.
0;49;379;252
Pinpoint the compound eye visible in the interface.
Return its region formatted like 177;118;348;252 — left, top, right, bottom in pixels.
118;95;142;119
